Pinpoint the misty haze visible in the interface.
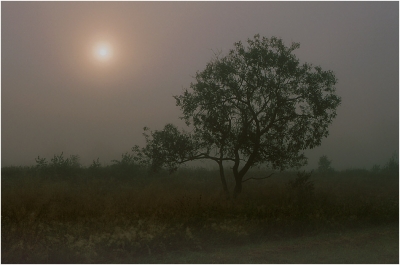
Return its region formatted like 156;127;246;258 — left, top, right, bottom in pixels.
2;2;399;263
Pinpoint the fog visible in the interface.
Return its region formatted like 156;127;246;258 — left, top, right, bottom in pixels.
2;2;398;170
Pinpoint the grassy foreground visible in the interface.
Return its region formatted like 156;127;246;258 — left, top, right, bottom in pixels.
2;167;399;263
132;223;399;263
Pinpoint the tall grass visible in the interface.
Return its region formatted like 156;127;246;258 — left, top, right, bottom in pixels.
2;166;398;263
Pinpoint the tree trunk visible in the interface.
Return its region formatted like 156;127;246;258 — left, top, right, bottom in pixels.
218;162;230;198
233;173;243;199
232;140;260;199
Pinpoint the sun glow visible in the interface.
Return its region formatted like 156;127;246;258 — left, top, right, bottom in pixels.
93;42;113;62
76;33;138;90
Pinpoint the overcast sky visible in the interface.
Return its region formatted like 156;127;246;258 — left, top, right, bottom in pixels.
2;1;398;170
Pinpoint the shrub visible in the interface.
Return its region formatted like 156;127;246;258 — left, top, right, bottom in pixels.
110;152;143;178
34;152;82;177
286;171;315;214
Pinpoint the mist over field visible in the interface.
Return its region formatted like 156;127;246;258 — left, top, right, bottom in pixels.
2;2;398;170
1;3;399;262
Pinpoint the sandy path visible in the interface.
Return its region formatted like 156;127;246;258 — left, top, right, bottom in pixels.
137;223;399;263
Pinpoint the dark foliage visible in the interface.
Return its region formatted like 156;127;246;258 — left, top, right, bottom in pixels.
317;155;335;174
133;35;341;197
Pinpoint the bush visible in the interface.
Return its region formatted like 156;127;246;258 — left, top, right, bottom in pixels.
110;152;144;179
34;152;82;177
287;171;315;213
369;152;398;177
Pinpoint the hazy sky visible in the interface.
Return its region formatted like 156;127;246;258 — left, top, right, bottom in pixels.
2;1;399;170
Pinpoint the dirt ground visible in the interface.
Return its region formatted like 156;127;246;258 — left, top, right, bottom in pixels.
134;223;399;263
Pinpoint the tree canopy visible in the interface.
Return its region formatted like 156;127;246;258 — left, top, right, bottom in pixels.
133;35;341;198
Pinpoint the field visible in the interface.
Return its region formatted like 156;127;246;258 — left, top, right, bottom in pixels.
2;165;399;263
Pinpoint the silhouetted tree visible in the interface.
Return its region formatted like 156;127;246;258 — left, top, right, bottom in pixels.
133;35;341;198
317;155;334;174
382;152;399;174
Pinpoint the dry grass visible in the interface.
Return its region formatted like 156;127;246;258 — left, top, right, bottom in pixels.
2;167;398;263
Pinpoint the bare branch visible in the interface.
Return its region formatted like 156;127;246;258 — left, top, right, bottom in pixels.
242;172;274;183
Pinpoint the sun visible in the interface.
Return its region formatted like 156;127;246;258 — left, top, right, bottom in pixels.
93;42;113;62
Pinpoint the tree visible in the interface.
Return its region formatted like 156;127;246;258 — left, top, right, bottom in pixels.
382;152;399;174
317;155;334;174
133;35;341;198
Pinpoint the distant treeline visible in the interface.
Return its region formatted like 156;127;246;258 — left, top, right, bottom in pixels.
2;152;145;179
1;151;398;180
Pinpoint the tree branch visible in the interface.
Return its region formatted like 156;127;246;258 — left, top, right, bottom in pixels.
242;172;274;183
177;153;236;164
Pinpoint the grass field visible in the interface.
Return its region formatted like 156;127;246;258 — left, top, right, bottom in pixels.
2;165;399;263
133;223;398;263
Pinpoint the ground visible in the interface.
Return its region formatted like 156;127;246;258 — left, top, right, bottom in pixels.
131;223;398;263
2;167;398;263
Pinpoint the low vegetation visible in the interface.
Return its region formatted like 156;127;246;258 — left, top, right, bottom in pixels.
1;154;399;263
